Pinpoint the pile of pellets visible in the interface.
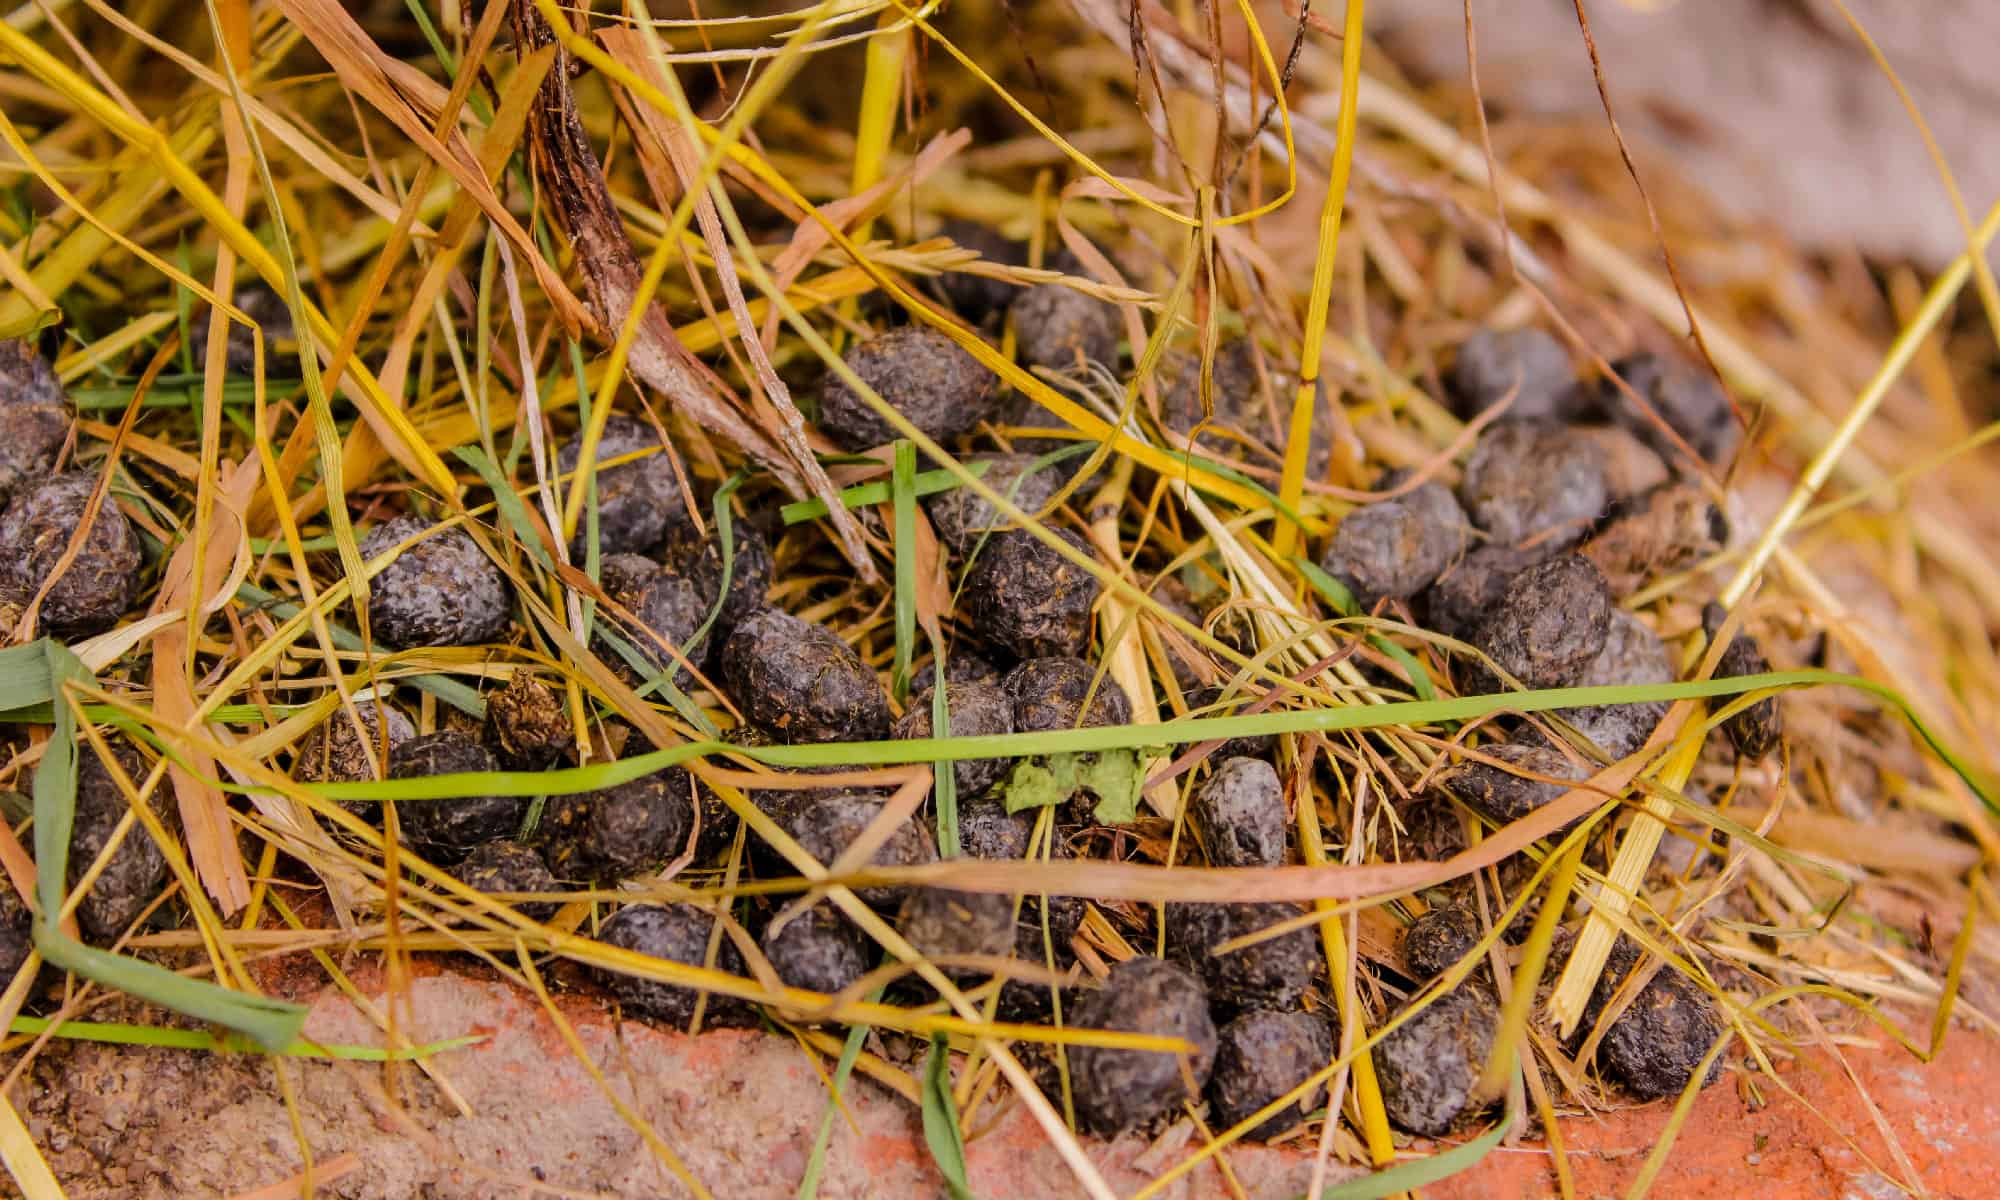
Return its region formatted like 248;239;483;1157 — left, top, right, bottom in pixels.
0;227;1782;1142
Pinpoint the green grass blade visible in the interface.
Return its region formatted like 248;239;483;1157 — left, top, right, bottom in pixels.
454;445;554;574
781;457;996;526
1303;1106;1509;1198
921;1034;975;1200
796;985;884;1200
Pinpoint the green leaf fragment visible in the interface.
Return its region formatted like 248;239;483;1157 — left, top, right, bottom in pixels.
1000;748;1147;825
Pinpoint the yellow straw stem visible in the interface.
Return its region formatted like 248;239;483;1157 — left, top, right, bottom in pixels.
1273;0;1366;560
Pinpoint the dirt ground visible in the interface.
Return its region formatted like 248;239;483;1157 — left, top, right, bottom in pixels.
11;971;1999;1199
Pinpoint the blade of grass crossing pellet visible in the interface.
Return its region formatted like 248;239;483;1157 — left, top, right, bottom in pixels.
892;441;918;703
930;657;960;859
1475;839;1584;1103
922;1035;976;1200
1275;0;1368;556
1300;1109;1509;1199
782;457;999;524
0;1086;61;1200
1296;558;1438;702
29;643;306;1050
455;446;556;574
232;584;484;717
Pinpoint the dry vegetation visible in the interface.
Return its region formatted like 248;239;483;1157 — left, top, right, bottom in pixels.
0;0;1997;1197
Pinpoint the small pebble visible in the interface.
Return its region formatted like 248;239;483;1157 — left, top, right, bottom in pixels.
1191;756;1287;869
1703;604;1782;760
965;528;1102;659
63;739;168;943
1070;956;1219;1134
924;453;1065;556
1589;352;1741;468
1438;740;1586;825
891;680;1015;800
483;672;573;770
387;732;526;861
816;326;995;450
896;887;1015;979
0;471;143;638
595;903;749;1027
1374;981;1499;1136
541;766;694;882
1447;327;1578;422
657;516;773;637
1003;657;1133;733
1012;275;1120;374
1403;903;1481;980
361;514;511;649
1170;901;1323;1017
720;608;890;743
762;903;871;996
1466;554;1613;691
1580;482;1726;596
448;840;562;919
1558;610;1674;759
1457;421;1609;549
1318;479;1468;609
557;415;688;557
776;792;939;909
1207;1010;1333;1140
0;339;74;512
1592;940;1725;1099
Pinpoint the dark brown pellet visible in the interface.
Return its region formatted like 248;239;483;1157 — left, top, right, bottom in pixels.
483;672;573;770
720;608;890;744
1206;1010;1333;1140
891;680;1014;800
1374;981;1499;1136
965;528;1101;659
0;471;143;639
1170;900;1323;1017
1457;421;1610;549
387;732;525;862
924;453;1065;556
448;840;563;919
896;887;1014;979
1003;657;1132;734
595;903;749;1027
1191;756;1287;869
1437;740;1587;825
361;514;511;649
1703;603;1782;760
541;766;694;882
930;220;1025;326
762;902;870;997
1589;352;1741;468
557;415;688;557
1466;554;1613;691
1421;541;1547;642
1318;479;1469;609
1012;280;1120;374
775;792;939;909
1403;903;1481;980
63;739;169;943
1591;940;1725;1100
1070;956;1218;1134
1447;327;1579;422
657;515;773;637
816;326;995;450
0;339;73;512
1558;610;1673;759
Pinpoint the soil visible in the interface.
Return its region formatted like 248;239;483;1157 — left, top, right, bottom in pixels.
19;970;1999;1199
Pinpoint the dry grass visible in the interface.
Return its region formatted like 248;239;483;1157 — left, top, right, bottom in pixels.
0;0;1997;1196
